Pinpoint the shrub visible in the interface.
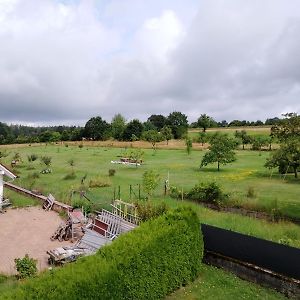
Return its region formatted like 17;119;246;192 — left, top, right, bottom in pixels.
3;208;202;300
108;169;116;176
40;156;51;167
89;176;111;188
14;254;37;279
170;182;227;206
63;172;76;180
27;154;38;163
72;199;92;214
135;201;168;222
78;144;83;148
27;172;40;179
246;186;256;198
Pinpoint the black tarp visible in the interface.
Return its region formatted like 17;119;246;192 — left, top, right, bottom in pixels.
201;224;300;280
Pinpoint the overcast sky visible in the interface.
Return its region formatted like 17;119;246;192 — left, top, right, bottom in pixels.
0;0;299;126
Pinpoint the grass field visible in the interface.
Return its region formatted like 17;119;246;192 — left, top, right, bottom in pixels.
0;142;299;247
0;142;298;300
167;264;286;300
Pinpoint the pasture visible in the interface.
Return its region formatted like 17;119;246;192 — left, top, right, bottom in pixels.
0;141;299;300
1;142;299;248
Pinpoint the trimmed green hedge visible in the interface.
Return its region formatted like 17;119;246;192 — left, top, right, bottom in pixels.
1;207;203;300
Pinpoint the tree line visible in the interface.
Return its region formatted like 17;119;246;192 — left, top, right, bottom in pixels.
0;112;284;145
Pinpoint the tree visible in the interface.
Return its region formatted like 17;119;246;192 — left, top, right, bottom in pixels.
142;130;162;153
147;114;166;130
160;125;173;145
166;111;188;139
185;137;192;155
197;114;216;132
198;132;207;146
265;139;300;178
251;136;270;152
234;130;252;150
271;113;300;142
122;119;144;141
142;170;160;199
84;116;110;140
265;113;300;178
200;134;237;171
111;114;126;140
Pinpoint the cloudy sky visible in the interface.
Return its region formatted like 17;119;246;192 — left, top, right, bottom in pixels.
0;0;299;125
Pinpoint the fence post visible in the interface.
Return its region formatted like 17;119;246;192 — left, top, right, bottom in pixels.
129;185;132;200
118;185;121;199
138;184;141;200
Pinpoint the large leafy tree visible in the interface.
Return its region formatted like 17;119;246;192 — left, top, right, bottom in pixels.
197;114;216;132
265;113;300;178
200;134;237;171
122;119;144;141
166;111;188;139
111;113;126;140
147;114;166;131
84;116;110;140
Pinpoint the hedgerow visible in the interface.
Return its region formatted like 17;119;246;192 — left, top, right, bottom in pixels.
1;207;202;300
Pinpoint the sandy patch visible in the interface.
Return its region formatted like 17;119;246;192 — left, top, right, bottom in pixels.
0;206;71;275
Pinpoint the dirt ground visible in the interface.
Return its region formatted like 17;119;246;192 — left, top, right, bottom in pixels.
0;207;71;275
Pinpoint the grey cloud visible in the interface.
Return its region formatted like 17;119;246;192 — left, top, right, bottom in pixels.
0;0;300;125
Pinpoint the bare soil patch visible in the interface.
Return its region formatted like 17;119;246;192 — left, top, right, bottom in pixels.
0;207;71;275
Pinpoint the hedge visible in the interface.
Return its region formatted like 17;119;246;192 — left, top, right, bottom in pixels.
1;207;203;300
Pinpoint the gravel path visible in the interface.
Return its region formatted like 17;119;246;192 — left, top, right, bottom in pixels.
0;206;71;275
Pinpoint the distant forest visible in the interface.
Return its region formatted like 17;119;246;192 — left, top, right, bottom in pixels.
0;112;281;145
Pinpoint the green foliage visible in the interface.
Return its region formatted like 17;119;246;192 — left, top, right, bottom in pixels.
3;208;203;300
135;201;168;221
266;113;300;178
63;172;76;180
142;129;162;151
197;114;216;132
111;113;126;140
89;175;111;188
40;156;52;166
185;137;192;155
160;125;173;144
251;135;269;151
84;116;110;140
14;254;37;280
108;169;116;176
166;111;188;139
198;131;207;145
234;130;252;150
72;199;92;214
200;134;237;171
170;182;227;206
142;170;160;198
246;186;256;198
27;154;38;163
123;119;144;141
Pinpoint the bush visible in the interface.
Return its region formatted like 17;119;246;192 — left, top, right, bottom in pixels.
3;208;202;300
108;169;116;176
135;201;168;222
170;182;227;206
63;172;76;180
89;176;111;188
14;254;37;279
246;186;256;198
